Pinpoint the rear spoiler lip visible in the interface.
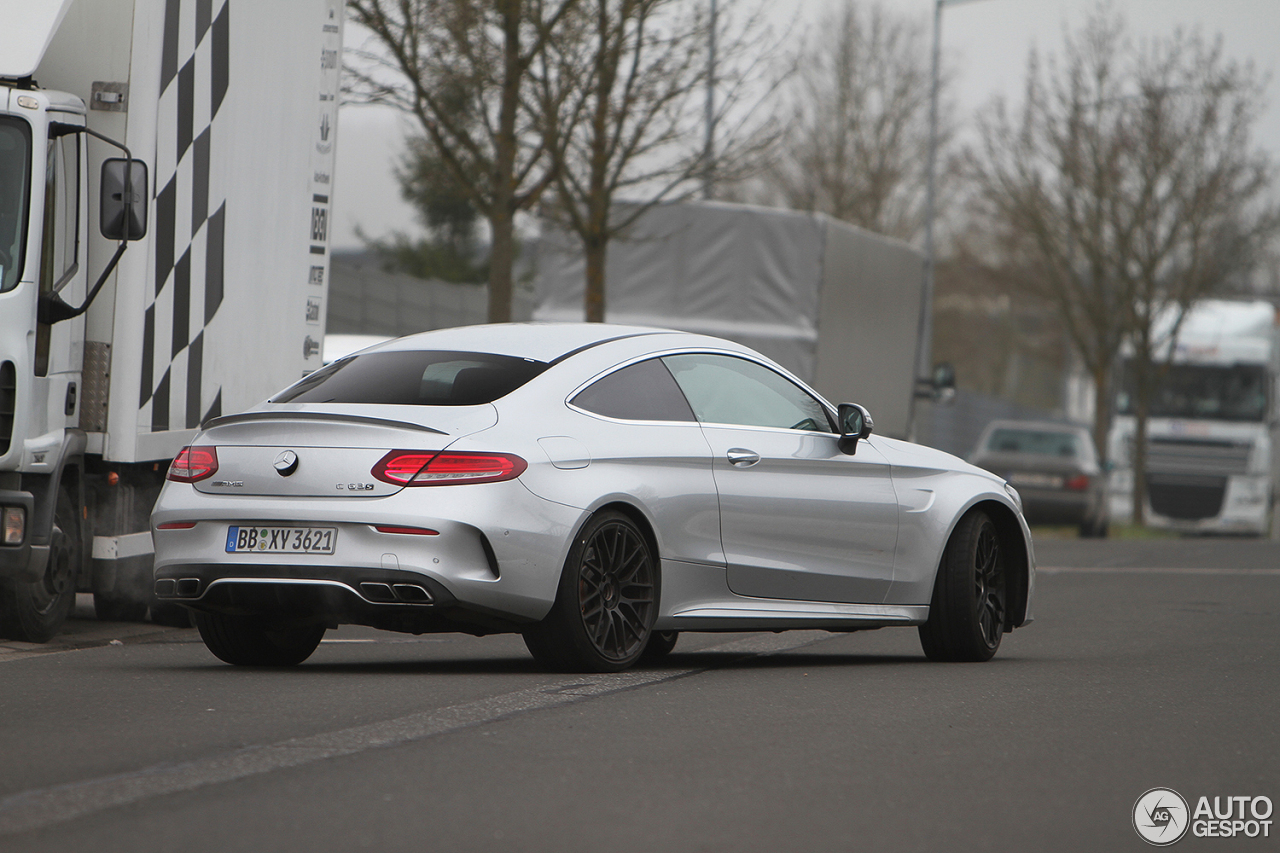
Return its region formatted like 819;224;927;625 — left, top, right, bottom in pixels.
200;411;449;436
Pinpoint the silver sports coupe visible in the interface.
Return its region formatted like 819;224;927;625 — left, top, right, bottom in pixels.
151;323;1035;671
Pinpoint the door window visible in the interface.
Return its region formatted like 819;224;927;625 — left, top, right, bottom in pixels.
661;353;833;431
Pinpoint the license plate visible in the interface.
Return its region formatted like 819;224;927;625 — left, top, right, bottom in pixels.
1008;472;1064;489
225;526;337;554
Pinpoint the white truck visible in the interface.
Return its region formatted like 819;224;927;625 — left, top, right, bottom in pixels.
0;0;342;640
533;201;933;440
1108;299;1279;535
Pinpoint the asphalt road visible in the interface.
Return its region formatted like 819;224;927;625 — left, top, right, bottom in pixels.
1;538;1277;852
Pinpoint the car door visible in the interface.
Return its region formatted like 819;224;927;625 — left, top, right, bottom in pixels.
662;353;899;604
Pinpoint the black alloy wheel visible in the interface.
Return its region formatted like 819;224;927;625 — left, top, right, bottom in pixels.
918;509;1006;662
523;510;658;672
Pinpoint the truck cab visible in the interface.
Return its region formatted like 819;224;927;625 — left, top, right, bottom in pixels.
1;0;342;641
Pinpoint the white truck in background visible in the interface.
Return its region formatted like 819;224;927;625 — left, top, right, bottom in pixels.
0;0;342;640
1108;300;1279;535
533;201;935;441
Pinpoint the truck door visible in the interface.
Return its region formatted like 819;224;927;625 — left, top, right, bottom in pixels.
34;128;85;399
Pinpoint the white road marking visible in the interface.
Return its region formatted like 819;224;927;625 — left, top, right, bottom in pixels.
0;631;832;836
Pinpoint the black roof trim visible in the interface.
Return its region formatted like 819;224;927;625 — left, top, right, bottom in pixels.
548;331;673;366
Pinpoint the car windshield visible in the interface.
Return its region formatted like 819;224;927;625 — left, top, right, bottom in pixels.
0;117;33;293
1116;361;1268;422
986;428;1079;457
271;350;550;406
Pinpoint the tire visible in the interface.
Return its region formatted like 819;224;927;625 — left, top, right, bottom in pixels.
193;611;325;666
0;486;80;643
523;510;659;673
918;509;1006;662
94;593;149;623
150;602;195;628
641;630;679;661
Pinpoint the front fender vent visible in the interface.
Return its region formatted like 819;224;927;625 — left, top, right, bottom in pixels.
0;361;15;455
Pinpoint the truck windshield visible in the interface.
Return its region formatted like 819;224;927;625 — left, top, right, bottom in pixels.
0;116;32;292
1117;361;1269;422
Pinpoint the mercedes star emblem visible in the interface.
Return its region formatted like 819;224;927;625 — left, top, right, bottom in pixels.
274;450;299;477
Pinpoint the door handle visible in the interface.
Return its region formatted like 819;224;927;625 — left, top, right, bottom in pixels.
726;448;760;468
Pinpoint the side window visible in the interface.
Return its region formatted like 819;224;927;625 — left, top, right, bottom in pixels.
39;134;79;293
572;357;696;422
661;353;833;431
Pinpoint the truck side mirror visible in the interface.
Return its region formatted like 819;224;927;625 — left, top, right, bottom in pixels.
837;403;874;455
100;158;148;241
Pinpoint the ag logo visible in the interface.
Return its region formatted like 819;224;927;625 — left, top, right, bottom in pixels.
1134;788;1190;845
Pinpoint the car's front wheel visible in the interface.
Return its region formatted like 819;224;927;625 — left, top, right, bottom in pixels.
918;509;1006;662
193;611;325;666
523;510;658;672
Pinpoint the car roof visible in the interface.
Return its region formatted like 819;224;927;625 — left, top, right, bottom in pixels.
361;322;754;363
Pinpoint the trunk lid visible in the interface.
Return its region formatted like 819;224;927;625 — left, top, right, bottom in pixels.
189;404;497;497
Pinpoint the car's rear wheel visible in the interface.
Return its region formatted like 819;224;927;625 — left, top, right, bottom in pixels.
193;611;325;666
523;510;658;673
918;509;1005;662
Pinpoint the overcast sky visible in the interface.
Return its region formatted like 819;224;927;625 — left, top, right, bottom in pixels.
331;0;1280;250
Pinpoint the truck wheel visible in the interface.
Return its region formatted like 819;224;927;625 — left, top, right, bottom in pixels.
918;509;1005;662
93;593;149;623
0;487;80;642
193;611;325;666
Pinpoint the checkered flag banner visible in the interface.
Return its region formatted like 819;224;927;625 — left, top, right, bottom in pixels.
139;0;229;432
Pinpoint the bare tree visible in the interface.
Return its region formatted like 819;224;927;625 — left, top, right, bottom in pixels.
967;8;1279;524
761;0;951;241
346;0;578;322
531;0;780;321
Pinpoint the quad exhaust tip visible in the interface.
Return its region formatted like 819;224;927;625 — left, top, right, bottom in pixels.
154;578;201;598
359;582;433;605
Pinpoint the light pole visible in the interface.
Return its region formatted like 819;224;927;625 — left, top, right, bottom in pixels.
911;0;984;439
703;0;718;199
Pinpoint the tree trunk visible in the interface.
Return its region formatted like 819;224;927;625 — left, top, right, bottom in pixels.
1091;363;1112;467
488;206;515;323
1132;357;1150;527
583;237;607;322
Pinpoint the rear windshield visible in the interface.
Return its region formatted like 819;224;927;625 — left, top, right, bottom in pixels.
986;428;1079;457
272;350;549;406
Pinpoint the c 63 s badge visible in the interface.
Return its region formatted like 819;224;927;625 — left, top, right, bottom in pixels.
337;483;375;491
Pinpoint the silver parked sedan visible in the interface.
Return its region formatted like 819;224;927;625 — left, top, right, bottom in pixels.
152;324;1035;671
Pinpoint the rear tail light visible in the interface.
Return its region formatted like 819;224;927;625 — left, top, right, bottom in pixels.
1065;474;1091;491
168;446;219;483
372;450;527;486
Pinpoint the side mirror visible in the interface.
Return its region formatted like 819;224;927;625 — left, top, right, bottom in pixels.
100;158;148;241
837;403;874;454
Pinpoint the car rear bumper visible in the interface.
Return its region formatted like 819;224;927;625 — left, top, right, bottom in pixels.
151;480;587;626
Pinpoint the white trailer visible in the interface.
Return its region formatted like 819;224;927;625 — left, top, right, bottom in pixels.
0;0;343;640
533;201;930;440
1108;300;1279;535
